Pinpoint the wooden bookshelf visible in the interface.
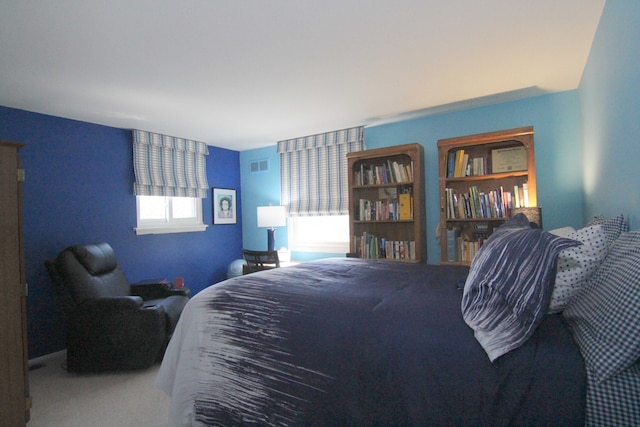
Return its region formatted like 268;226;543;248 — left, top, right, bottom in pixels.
347;143;425;262
437;126;537;265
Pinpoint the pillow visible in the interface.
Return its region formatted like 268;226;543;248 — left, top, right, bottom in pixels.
563;231;640;384
493;212;532;233
548;226;576;238
585;214;629;246
548;224;609;313
462;218;581;362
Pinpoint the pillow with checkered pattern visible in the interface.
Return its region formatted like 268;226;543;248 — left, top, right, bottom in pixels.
548;224;609;313
563;230;640;384
585;214;629;245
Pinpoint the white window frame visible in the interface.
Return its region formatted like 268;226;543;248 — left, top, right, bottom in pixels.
287;215;350;253
135;196;207;235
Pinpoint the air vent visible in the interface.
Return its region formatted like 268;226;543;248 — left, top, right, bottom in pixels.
250;159;269;173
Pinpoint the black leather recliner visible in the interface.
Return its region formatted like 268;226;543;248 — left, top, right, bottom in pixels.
45;242;189;373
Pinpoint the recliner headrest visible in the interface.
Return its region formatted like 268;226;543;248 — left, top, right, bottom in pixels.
69;243;117;276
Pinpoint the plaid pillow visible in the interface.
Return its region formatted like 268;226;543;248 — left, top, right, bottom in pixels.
585;362;640;426
564;231;640;384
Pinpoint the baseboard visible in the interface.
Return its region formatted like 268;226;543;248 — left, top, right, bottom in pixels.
28;349;66;369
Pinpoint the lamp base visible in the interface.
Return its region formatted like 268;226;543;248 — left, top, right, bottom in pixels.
267;228;276;252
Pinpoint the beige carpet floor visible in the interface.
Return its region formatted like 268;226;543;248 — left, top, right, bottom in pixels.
27;351;170;427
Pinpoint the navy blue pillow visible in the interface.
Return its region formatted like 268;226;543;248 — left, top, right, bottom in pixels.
462;218;581;361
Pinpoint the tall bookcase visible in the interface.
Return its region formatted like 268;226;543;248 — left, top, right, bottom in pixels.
348;143;425;262
437;126;537;265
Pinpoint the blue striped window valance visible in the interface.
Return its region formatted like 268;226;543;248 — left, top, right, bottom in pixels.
278;126;365;216
132;130;210;198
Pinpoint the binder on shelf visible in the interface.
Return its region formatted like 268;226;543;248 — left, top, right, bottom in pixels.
398;193;412;220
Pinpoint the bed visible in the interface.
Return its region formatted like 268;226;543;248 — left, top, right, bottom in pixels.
157;214;640;426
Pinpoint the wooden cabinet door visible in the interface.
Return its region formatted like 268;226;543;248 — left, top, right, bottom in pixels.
0;142;30;425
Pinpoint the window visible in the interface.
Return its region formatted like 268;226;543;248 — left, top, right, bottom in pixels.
287;215;349;253
135;195;206;235
278;127;364;254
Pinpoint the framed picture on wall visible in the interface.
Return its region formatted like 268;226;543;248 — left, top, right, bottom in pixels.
213;188;236;224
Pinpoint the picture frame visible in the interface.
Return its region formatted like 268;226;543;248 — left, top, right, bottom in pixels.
491;146;527;173
213;188;236;224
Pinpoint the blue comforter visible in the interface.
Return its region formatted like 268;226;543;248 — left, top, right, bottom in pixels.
156;258;585;426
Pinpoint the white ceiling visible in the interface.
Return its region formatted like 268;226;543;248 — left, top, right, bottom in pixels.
0;1;605;151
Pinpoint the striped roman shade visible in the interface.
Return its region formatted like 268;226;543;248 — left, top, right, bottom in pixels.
278;126;365;216
132;130;210;198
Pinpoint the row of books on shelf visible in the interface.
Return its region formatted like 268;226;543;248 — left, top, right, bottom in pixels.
356;193;413;221
447;146;527;178
447;150;488;178
355;232;417;260
446;227;488;262
444;183;529;219
354;159;414;186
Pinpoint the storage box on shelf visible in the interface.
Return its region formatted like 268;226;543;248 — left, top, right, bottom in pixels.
437;126;537;265
347;143;425;262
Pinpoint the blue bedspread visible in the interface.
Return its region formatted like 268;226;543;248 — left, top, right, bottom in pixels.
157;258;585;426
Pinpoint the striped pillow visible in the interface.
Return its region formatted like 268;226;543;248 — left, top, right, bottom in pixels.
462;223;581;362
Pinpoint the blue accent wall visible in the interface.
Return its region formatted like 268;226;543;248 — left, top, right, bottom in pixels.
0;106;242;358
579;0;640;229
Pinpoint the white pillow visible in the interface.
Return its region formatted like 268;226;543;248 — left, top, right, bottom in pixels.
548;226;575;238
548;224;608;313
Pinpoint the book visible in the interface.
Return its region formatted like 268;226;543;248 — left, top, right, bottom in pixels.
398;193;412;220
454;149;465;177
462;153;470;176
446;228;459;262
447;152;455;178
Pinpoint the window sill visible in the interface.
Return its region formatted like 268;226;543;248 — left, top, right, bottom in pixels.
134;224;208;235
288;242;349;253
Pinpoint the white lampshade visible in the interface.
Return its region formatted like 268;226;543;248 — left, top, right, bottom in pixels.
257;206;286;228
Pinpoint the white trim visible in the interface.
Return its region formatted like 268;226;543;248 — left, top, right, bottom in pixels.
136;195;207;235
135;224;208;235
289;240;349;253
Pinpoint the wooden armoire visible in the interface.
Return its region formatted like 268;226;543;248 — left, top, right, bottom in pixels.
0;141;31;424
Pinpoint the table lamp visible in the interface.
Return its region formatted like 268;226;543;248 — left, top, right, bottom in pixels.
257;206;286;251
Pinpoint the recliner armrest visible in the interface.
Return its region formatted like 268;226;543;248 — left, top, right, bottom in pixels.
78;296;144;313
72;296;164;329
130;281;188;300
